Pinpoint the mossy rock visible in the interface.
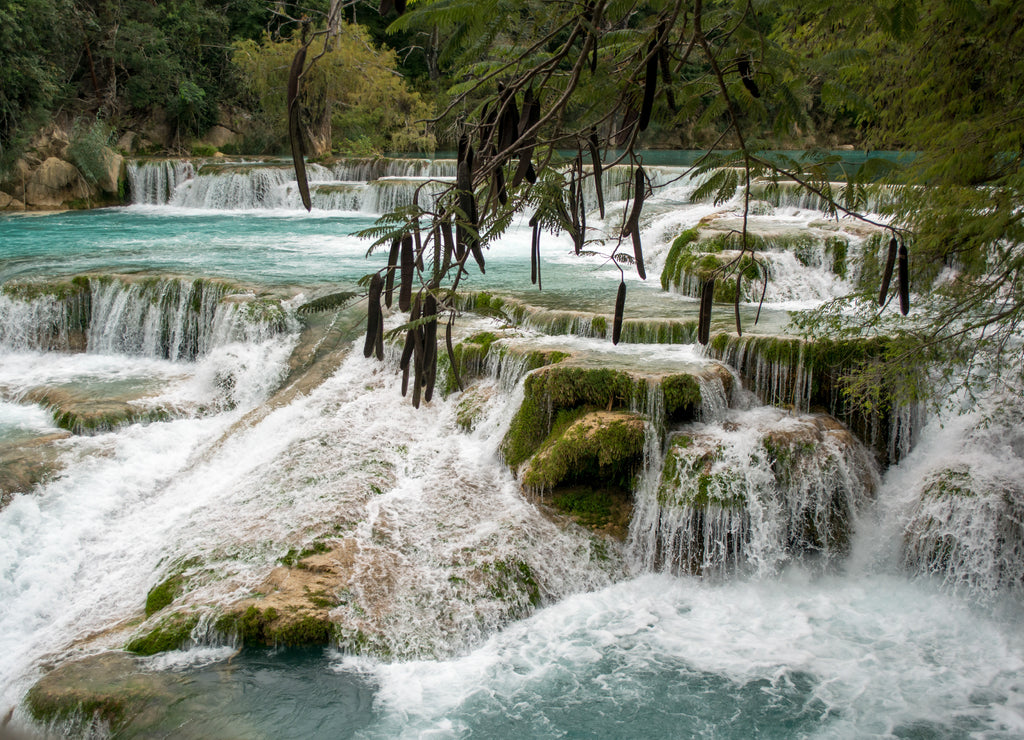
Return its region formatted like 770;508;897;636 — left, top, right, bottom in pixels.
214;604;336;647
480;558;542;619
125;612;200;656
25;652;172;734
502;366;644;468
24;387;170;435
522;410;646;491
903;466;1024;592
656;412;872;568
658;435;745;510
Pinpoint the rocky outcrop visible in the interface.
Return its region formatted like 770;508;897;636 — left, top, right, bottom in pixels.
634;409;878;575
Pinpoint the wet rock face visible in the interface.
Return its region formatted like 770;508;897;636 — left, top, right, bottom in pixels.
637;410;877;575
24;157;91;207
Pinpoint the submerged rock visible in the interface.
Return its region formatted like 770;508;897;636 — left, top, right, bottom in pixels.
0;432;70;504
24;652;176;736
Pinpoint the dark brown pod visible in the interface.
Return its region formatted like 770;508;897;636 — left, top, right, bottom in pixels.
287;46;311;212
879;236;898;306
738;58;760;98
394;0;405;15
631;230;646;280
385;237;400;308
379;0;393;14
623;166;646;235
639;39;658;131
587;129;605;218
400;331;413;396
512;88;540;188
440;217;457;267
530;219;538;285
422;294;438;401
612;281;626;345
898;242;910;315
364;274;383;358
698;278;715;345
399;234;414;312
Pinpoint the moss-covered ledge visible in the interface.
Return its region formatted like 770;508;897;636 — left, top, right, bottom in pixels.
705;332;921;464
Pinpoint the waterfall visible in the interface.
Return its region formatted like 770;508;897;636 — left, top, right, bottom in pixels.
126;160;195;205
0;275;292;361
330;157;456;181
628;407;879;576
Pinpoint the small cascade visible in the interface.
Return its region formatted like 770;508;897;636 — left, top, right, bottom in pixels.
628;407;878;576
171;163;332;209
312;179;448;214
705;334;922;465
0;275;292;361
330;157;456;181
0;279;91;352
747;181;895;214
887;394;1024;598
126;160;195;205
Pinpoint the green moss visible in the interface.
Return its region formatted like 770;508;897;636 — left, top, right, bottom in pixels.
501;367;642;467
660;374;703;421
921;468;975;499
591;315;607;336
522;411;645;490
658;437;746;510
483;558;541;613
551;487;616;527
825;236;849;279
661;228;702;290
145;575;184;617
241;298;287;330
125;613;199;655
272;615;334;645
279;539;331;568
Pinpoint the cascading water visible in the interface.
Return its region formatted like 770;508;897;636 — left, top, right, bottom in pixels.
126;159;196;205
1;153;1023;738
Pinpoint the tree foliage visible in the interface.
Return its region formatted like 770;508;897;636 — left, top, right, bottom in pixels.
232;25;435;154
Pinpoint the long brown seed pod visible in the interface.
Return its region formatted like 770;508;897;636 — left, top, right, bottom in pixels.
512;88;540;188
698;278;715;345
363;273;383;358
287;46;311;212
898;242;910;315
625;167;647;279
612;281;626;344
445;318;463;393
738;58;760;98
631;230;646;281
400;330;413;396
639;39;658;132
411;295;423;407
423;294;438;401
658;47;677;112
440;216;457;267
385;237;400;308
530;215;538;285
587;129;605;218
399;234;414;312
879;236;898;306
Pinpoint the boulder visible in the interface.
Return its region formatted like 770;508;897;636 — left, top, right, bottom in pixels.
200;125;239;149
24;157;90;208
95;147;124;194
648;410;877;573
